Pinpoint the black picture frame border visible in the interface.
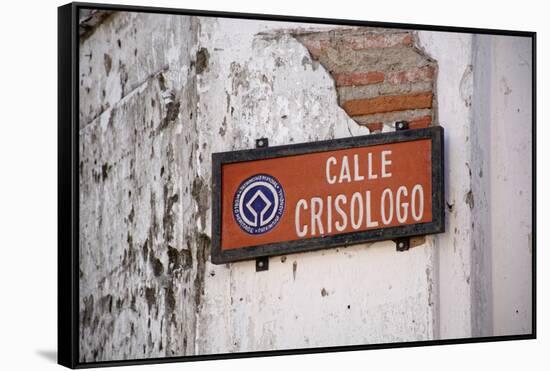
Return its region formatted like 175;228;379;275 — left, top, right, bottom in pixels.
58;2;537;369
58;3;79;369
211;127;445;264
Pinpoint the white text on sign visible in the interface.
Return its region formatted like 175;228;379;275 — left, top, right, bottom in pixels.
295;151;425;237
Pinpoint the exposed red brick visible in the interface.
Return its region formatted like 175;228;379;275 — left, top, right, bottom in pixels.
342;92;433;117
409;115;432;128
402;34;414;46
350;33;413;50
300;38;330;58
297;30;435;127
333;71;385;87
387;66;435;85
365;122;383;133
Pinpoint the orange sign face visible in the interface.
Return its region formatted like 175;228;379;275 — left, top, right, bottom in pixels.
211;127;444;264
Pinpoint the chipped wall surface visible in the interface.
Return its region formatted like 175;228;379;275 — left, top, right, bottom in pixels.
78;11;532;362
79;12;200;361
195;18;436;354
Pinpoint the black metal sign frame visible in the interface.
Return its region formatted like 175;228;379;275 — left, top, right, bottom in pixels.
211;126;445;264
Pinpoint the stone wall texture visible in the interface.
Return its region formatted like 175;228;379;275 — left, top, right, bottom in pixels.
78;10;533;362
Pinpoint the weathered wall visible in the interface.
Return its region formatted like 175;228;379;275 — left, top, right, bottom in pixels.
78;11;532;362
79;12;201;361
415;31;474;340
472;34;533;336
193;19;438;354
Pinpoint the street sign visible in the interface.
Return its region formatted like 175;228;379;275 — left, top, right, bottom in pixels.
211;126;444;264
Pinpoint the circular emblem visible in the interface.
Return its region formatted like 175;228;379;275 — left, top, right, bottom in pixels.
233;174;285;235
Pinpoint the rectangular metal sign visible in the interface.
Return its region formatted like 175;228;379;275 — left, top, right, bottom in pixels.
211;127;444;264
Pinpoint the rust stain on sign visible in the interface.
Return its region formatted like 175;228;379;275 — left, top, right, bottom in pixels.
211;127;444;263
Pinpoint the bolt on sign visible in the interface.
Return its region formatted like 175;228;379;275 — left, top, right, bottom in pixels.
211;127;444;264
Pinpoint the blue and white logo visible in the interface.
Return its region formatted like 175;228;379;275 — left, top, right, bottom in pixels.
233;174;285;235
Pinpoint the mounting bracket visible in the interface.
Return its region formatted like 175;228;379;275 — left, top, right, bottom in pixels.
256;137;269;148
255;256;269;272
395;238;411;252
395;120;409;131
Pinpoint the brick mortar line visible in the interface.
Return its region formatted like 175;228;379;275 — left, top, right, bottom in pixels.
343;92;433;116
